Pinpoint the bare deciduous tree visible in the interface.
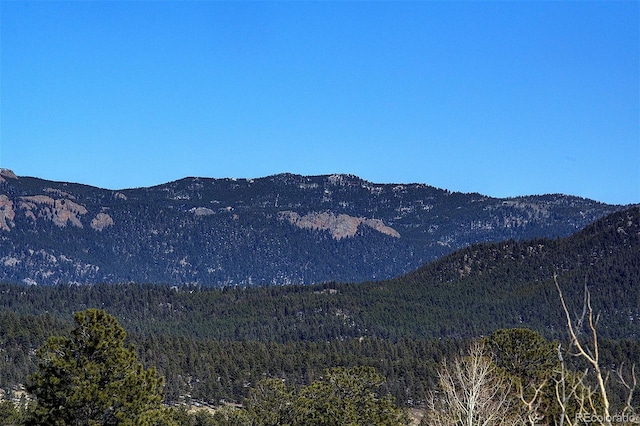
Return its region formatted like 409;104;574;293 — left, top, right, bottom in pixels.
422;341;523;426
554;274;640;426
553;346;601;426
554;274;611;425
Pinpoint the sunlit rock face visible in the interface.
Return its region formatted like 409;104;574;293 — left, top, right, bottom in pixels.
279;211;400;240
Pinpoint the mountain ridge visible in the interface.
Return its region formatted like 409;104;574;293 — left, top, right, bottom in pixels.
0;169;628;286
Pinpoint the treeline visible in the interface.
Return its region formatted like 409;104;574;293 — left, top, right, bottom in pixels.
2;301;639;407
1;310;411;425
135;334;461;404
137;333;640;408
1;310;638;425
0;307;461;405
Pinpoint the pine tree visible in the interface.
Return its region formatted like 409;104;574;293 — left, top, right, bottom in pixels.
26;309;170;426
293;367;410;426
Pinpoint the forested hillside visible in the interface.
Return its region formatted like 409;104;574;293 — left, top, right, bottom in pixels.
0;169;624;286
0;207;638;407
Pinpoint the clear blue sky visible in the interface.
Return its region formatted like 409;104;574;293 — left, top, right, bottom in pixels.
1;1;638;205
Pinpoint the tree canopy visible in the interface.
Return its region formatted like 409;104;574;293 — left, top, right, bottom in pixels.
26;309;168;426
244;367;410;426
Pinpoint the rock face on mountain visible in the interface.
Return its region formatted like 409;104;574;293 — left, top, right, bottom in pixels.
0;170;626;286
278;211;400;239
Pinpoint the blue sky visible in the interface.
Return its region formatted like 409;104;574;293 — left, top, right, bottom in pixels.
1;1;638;205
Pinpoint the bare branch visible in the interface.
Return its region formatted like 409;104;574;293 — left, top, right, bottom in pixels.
616;362;638;415
554;274;611;424
517;376;547;426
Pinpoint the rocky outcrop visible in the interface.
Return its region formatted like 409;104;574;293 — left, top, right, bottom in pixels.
90;212;114;231
19;195;88;227
190;207;215;216
279;211;400;240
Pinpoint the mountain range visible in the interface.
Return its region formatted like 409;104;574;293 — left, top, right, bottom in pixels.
0;168;629;286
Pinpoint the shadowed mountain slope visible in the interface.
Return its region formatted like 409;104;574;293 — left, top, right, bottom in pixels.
1;207;637;341
0;168;627;286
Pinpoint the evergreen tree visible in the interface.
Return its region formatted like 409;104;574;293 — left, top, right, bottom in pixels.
293;367;410;426
486;328;560;424
26;309;169;426
245;378;294;426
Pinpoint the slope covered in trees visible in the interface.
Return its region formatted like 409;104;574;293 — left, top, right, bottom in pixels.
1;207;637;341
0;207;638;408
0;169;624;286
3;313;638;425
